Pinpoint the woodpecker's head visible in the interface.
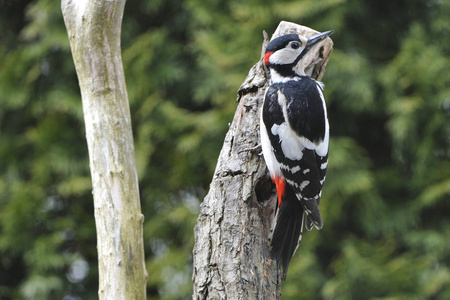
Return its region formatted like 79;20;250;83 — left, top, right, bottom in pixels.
264;30;333;80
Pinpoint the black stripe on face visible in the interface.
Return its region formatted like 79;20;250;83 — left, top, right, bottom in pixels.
265;34;301;54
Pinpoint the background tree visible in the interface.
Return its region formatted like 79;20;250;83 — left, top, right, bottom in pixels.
0;0;449;299
61;0;147;298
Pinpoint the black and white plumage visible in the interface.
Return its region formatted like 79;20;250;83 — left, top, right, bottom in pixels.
260;31;333;275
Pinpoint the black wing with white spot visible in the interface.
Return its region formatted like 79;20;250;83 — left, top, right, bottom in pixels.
264;77;329;230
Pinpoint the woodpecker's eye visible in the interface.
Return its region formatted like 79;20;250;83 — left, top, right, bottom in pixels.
291;41;301;49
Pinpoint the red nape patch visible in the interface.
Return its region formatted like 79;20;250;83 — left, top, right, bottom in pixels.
272;176;286;207
264;52;273;66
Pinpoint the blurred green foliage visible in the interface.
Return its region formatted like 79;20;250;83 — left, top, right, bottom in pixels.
0;0;449;299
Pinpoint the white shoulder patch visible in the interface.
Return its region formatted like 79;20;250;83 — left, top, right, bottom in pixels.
271;123;310;160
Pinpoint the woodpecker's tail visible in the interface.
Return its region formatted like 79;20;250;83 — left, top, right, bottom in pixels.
270;185;305;276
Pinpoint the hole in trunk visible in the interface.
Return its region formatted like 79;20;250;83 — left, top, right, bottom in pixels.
255;175;275;203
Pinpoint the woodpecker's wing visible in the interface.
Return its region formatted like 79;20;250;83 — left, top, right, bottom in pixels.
267;78;329;230
283;147;328;230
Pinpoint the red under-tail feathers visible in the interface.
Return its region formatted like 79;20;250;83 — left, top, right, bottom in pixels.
271;175;305;275
272;176;286;207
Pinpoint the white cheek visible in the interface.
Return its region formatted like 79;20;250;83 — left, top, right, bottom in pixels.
269;48;301;65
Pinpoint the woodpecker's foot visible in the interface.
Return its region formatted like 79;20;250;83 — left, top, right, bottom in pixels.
238;144;262;155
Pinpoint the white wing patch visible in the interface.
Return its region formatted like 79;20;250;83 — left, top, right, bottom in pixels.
280;164;301;174
290;165;301;173
320;176;326;186
271;123;306;160
275;88;329;158
300;180;310;190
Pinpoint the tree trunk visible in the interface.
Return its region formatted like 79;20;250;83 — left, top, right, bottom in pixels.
192;21;333;300
61;1;147;299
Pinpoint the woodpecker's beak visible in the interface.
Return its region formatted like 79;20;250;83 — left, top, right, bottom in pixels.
304;30;334;53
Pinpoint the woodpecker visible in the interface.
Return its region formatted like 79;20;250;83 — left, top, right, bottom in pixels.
260;30;333;275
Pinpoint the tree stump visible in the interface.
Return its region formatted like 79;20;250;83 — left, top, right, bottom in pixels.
192;21;333;299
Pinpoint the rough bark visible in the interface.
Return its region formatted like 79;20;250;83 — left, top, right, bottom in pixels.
61;1;147;299
192;21;333;300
